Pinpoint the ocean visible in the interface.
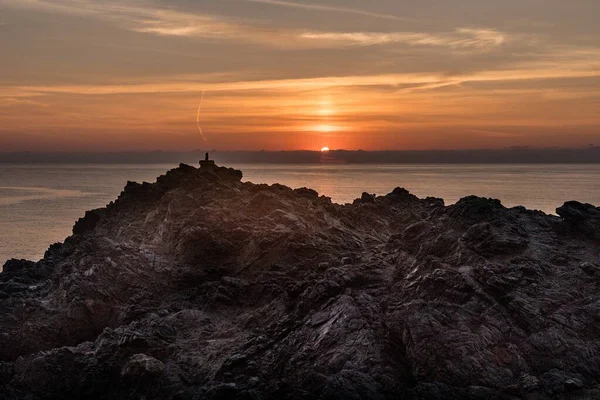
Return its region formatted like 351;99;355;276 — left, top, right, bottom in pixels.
1;163;599;265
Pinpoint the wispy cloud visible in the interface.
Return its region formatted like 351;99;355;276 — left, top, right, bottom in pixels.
0;98;48;107
244;0;407;21
0;0;507;51
2;0;252;39
300;28;506;50
133;21;508;52
8;60;600;98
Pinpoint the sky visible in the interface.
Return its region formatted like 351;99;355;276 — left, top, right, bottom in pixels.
0;0;599;151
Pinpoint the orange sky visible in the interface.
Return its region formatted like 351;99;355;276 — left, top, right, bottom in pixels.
1;0;599;151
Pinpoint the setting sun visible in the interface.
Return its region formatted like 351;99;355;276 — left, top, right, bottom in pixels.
321;147;330;152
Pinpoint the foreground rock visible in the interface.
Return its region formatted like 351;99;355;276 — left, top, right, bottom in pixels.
1;163;600;399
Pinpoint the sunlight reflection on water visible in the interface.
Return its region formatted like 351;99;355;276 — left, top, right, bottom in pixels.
0;186;89;206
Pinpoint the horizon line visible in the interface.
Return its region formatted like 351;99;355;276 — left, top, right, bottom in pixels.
2;146;600;154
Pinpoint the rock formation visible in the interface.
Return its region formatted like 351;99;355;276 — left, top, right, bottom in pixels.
1;163;600;399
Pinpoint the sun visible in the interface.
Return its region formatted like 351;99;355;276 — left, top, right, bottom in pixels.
321;147;330;152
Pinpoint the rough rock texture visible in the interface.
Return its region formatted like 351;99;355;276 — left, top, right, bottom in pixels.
1;163;600;399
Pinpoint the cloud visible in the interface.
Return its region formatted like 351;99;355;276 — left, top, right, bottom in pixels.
130;15;247;39
0;0;506;51
2;0;255;39
299;28;507;50
0;98;48;107
244;0;407;21
8;60;600;98
132;20;508;52
456;28;506;47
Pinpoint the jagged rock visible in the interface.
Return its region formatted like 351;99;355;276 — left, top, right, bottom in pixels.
73;209;105;235
556;201;600;239
341;257;353;265
121;353;165;380
1;163;600;399
354;192;376;204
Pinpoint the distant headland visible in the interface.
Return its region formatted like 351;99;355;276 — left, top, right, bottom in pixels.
2;147;600;164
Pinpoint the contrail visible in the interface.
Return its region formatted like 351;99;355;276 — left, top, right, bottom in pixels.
196;91;207;142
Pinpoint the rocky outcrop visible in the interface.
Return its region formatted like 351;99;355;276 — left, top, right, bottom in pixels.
557;201;600;239
1;163;600;399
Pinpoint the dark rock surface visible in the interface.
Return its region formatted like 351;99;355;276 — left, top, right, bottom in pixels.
1;163;600;399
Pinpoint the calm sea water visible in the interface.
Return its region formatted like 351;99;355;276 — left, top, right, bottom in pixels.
1;163;599;264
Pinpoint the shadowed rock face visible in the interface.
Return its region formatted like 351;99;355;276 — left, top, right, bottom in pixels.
1;163;600;400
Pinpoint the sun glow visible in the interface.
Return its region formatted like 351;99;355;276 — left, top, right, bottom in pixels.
321;147;330;152
315;124;338;132
318;98;334;116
